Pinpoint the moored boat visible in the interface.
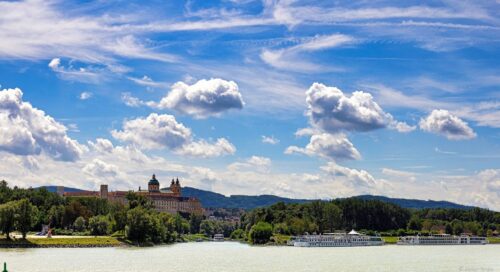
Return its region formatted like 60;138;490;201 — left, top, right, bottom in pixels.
292;230;384;247
397;234;488;245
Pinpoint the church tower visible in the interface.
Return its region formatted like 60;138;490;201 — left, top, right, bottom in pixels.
148;174;160;192
170;177;181;196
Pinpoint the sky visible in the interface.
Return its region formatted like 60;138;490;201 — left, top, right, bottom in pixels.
0;0;499;210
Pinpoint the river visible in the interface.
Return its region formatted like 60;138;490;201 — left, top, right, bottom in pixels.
1;242;499;272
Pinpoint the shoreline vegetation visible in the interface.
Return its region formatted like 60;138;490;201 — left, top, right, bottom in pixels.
1;235;499;248
1;181;500;248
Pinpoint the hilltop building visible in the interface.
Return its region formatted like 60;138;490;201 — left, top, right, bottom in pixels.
59;175;203;215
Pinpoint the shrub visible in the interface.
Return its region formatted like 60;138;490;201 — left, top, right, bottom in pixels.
248;222;273;244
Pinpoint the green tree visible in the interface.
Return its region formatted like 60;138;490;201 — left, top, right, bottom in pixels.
248;221;273;244
200;220;215;236
323;202;342;232
48;205;65;228
88;215;110;235
445;223;453;234
74;216;86;232
125;207;151;242
0;201;16;239
14;199;38;239
407;216;422;231
230;229;245;240
189;214;203;234
452;220;464;235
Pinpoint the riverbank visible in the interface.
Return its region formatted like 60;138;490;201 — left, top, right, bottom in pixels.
0;236;122;248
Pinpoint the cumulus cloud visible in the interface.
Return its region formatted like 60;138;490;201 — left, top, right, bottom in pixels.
79;91;93;100
321;162;378;188
389;121;417;133
83;159;121;179
285;133;361;161
88;138;114;153
48;58;61;69
112;113;235;157
111;113;191;150
419;109;476;140
261;135;280;145
306;83;413;132
155;78;244;118
228;156;272;172
177;138;236;158
0;88;84;161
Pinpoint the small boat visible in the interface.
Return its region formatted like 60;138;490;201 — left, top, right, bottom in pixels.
213;234;224;241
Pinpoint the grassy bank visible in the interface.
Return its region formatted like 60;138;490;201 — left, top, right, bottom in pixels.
0;237;122;247
488;237;500;244
383;236;398;244
182;233;211;242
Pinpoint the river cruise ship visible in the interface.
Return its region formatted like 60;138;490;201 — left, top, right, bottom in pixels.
397;234;488;245
290;230;384;247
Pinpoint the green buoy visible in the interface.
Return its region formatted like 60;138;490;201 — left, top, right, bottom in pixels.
2;262;7;272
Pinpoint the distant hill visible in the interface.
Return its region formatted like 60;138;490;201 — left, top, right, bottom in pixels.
181;187;473;210
354;195;472;210
39;185;473;210
37;186;85;193
181;187;311;209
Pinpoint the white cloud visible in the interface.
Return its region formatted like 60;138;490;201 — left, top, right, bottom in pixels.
381;168;417;182
79;91;93;100
128;76;167;88
177;138;236;158
83;159;123;180
121;92;145;108
261;135;279;145
0;1;178;63
155;78;245;118
321;162;378;189
260;34;354;72
434;147;457;155
111;113;191;150
112;113;235;158
419;109;476;140
285;133;361;161
306;83;413;133
48;58;104;83
88;138;114;153
367;84;500;129
228;156;272;172
48;58;60;69
389;121;417;133
0;88;84;161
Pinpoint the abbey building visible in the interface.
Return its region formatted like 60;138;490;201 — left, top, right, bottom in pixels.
59;175;203;215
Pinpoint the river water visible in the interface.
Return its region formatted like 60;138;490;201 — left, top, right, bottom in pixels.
1;242;499;272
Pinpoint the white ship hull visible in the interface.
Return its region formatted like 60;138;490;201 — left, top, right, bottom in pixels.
398;235;488;245
291;231;384;247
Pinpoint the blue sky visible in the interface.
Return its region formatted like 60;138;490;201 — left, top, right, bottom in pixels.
0;0;499;209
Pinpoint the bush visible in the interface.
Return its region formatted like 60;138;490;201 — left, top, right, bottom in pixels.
88;215;110;235
74;216;86;232
248;222;273;244
230;229;245;240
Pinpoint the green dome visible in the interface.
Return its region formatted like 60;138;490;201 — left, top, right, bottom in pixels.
148;174;159;186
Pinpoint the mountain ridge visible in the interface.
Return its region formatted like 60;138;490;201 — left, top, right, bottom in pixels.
38;185;473;210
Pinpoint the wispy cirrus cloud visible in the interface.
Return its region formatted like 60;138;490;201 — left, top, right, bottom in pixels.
260;34;354;72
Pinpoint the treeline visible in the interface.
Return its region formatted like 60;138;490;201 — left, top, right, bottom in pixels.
0;181;230;244
2;181;500;245
235;199;500;244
